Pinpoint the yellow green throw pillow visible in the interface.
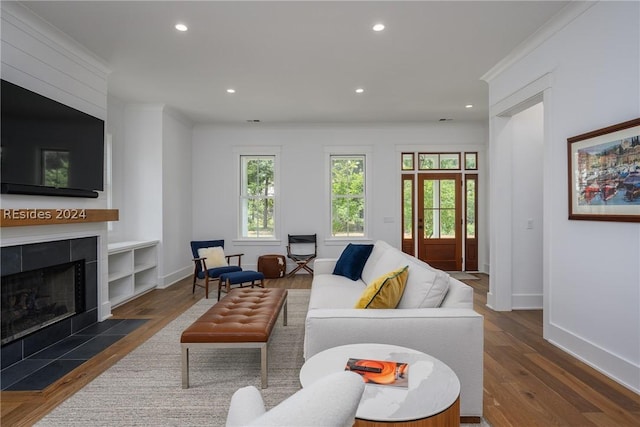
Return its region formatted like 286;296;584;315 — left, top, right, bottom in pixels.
354;265;409;309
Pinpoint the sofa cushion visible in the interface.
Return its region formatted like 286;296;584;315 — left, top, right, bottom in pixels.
354;265;409;309
309;274;366;309
361;241;407;285
397;258;450;308
333;243;374;281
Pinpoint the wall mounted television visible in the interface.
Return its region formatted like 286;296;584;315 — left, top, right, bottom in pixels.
1;79;105;198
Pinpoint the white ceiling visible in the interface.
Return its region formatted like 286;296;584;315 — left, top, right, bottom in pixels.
21;1;569;125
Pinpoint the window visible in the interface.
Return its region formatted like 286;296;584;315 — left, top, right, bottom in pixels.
465;152;478;170
240;155;276;238
401;152;415;170
330;154;366;237
418;152;461;170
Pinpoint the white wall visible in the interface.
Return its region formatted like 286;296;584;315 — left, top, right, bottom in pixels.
485;2;639;392
511;103;544;308
106;95;126;243
192;122;487;272
0;2;113;319
106;100;194;288
161;109;194;286
122;105;164;241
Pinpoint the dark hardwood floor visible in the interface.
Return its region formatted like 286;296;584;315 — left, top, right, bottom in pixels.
1;274;638;426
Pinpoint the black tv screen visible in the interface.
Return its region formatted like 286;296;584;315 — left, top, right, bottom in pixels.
1;80;105;198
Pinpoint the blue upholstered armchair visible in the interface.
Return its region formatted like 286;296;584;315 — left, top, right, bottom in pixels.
190;240;243;299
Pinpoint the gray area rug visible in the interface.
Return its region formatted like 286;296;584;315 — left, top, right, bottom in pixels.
37;289;488;426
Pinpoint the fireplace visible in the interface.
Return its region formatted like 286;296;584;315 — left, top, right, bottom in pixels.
1;237;98;369
1;260;86;346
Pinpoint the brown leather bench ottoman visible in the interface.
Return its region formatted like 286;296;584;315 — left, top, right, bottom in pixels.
180;288;287;389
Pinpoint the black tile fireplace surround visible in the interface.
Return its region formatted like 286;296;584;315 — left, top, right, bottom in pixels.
1;237;98;370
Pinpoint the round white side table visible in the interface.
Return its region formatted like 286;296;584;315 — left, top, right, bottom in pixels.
300;343;460;427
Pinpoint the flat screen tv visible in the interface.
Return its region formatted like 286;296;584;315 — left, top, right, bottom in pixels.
1;79;105;198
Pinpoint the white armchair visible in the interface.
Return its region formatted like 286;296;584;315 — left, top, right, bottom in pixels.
226;371;365;427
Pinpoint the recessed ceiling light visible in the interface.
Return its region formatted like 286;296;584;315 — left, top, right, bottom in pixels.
372;23;385;32
355;88;364;94
226;89;236;94
175;23;188;32
465;104;473;109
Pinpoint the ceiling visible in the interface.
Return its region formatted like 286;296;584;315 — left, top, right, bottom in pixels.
20;1;569;125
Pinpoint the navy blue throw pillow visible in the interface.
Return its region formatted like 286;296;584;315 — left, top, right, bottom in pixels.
333;243;374;281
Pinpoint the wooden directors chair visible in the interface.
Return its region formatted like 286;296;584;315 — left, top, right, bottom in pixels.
286;234;317;277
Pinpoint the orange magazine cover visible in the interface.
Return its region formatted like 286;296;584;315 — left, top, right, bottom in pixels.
345;358;409;387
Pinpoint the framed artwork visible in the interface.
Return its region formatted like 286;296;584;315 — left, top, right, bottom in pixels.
567;118;640;222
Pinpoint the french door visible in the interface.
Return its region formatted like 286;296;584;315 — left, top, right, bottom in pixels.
401;156;479;272
417;173;462;271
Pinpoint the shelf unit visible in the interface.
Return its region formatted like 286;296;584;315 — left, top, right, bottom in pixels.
107;240;159;308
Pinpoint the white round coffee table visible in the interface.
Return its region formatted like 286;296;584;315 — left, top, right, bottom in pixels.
300;343;460;427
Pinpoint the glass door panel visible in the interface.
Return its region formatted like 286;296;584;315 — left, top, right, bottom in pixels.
401;175;415;255
418;173;462;271
465;174;478;271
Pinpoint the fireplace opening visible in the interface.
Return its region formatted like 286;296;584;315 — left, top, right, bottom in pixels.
1;260;85;346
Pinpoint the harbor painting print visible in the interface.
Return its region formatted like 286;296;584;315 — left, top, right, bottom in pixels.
568;118;640;222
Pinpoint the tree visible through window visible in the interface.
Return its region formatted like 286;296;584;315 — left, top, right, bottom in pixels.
42;150;69;188
331;155;365;237
241;156;275;238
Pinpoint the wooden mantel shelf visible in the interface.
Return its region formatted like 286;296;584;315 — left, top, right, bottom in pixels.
1;209;119;227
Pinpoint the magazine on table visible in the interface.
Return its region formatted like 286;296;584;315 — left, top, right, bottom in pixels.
345;358;409;388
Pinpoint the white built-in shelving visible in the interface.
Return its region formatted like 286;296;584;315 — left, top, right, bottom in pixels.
107;240;159;308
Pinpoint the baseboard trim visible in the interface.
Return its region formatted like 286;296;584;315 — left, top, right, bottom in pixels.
511;293;543;309
547;322;640;394
461;416;482;423
159;266;191;289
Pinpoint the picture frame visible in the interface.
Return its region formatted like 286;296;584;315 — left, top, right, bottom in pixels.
567;118;640;222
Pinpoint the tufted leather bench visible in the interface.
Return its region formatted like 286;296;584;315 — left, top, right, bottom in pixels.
180;288;287;389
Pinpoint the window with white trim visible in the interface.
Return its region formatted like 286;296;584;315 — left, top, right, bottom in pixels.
240;155;276;239
330;154;366;237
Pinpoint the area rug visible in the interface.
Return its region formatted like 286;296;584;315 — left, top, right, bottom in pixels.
37;289;488;426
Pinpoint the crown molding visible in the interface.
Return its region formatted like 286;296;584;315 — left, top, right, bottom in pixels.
481;1;597;83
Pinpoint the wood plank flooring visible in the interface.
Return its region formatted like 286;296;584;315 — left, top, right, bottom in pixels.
2;274;638;426
466;275;640;426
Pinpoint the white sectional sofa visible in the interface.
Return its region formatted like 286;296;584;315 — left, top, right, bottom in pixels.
303;240;484;418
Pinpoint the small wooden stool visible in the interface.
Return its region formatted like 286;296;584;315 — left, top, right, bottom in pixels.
218;270;265;300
